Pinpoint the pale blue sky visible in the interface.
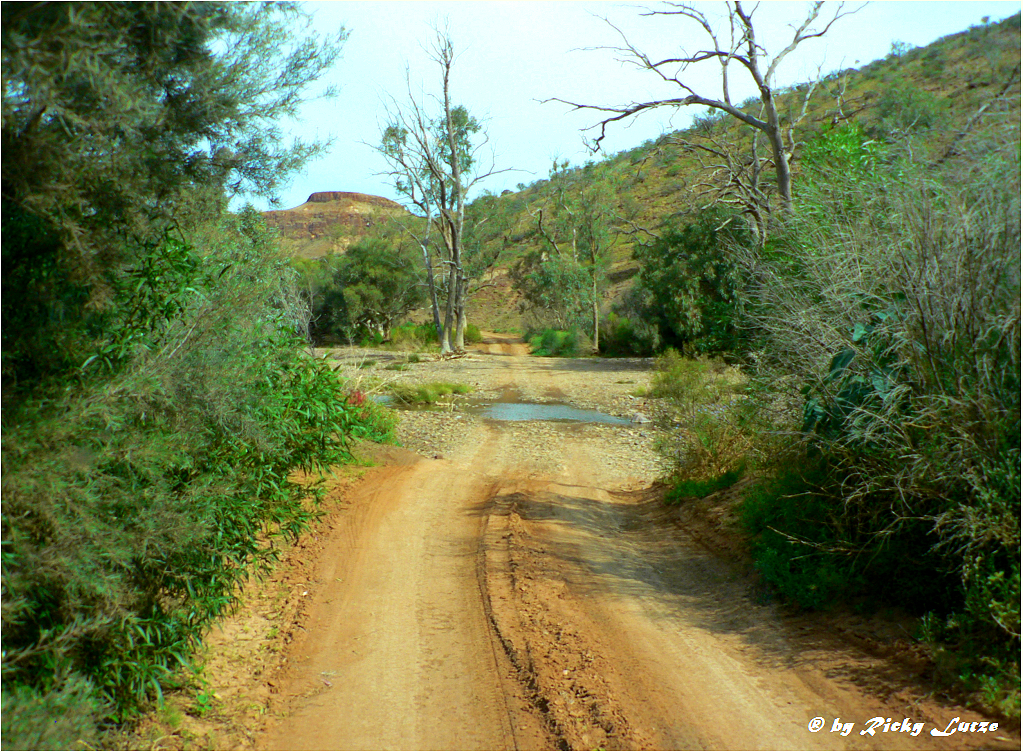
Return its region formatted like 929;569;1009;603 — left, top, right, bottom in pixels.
251;1;1020;211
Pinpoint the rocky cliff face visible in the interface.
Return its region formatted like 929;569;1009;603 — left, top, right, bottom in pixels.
262;191;406;257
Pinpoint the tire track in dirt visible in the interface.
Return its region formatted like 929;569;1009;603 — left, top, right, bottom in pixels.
259;428;519;751
477;438;1017;751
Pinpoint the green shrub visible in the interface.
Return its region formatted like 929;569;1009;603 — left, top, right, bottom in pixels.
873;84;945;134
633;207;751;354
651;350;763;482
1;674;103;751
299;235;425;346
528;328;584;357
358;330;386;347
741;463;964;613
742;474;867;611
650;350;735;404
599;311;660;356
463;323;483;344
389;322;440;350
345;390;399;443
740;123;1020;711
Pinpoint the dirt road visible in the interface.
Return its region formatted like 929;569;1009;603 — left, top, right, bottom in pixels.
255;335;1016;751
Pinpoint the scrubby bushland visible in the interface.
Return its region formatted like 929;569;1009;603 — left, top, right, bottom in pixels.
2;216;389;743
738;122;1021;714
649;350;767;486
1;3;361;746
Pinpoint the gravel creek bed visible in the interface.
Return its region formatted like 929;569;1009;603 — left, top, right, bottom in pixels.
316;346;673;483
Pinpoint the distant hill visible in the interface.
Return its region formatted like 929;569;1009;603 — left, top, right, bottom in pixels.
263;191;407;258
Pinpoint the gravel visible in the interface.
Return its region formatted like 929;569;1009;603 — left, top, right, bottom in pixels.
318;346;674;484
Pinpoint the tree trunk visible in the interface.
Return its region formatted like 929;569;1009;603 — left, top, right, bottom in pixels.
453;274;467;351
422;242;445;345
762;94;793;213
591;268;600;354
440;261;457;355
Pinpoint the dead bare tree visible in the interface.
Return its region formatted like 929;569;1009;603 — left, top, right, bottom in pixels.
550;1;862;220
376;27;505;353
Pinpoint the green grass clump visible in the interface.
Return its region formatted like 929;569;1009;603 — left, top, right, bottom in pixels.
389;322;439;350
387;381;471;405
649;349;736;405
665;465;744;503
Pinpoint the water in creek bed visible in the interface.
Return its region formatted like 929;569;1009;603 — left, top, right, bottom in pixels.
372;390;631;425
469;401;631;425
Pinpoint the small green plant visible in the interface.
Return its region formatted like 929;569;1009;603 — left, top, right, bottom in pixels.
346;392;398;443
389;322;440;351
650;350;760;482
387;381;471;405
633;207;750;354
192;687;216;718
358;331;385;347
649;349;736;407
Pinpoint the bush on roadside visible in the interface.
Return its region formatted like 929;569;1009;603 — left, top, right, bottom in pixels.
737;123;1020;715
633;207;751;355
527;328;585;357
651;350;767;484
1;217;388;739
388;322;440;350
599;311;660;357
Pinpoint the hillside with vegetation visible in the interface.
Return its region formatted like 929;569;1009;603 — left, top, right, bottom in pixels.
262;190;407;259
284;14;1020;345
465;12;1021;334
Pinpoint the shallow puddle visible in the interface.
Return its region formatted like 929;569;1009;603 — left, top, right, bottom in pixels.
468;401;631;425
374;390;630;425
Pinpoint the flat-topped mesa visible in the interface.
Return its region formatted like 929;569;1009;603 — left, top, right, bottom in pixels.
306;191;404;210
262;190;408;254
